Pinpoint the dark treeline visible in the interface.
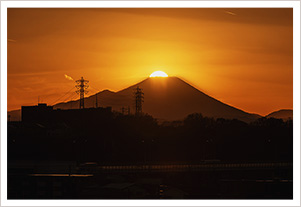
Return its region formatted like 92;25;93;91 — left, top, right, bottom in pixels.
8;112;293;164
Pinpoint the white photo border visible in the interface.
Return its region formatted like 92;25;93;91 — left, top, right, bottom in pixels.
1;1;300;206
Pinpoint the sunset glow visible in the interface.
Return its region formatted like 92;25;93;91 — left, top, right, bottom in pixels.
7;8;293;115
150;71;168;78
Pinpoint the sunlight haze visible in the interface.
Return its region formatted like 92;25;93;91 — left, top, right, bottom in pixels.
7;8;293;115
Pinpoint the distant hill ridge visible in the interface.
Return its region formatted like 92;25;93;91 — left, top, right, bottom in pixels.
9;77;292;122
266;109;293;120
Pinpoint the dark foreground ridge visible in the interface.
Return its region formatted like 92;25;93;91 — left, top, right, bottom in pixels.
8;106;293;199
9;161;292;199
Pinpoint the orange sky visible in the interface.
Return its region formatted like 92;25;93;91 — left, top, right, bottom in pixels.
7;8;293;115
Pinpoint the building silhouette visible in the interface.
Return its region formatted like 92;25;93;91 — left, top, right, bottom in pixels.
21;103;112;123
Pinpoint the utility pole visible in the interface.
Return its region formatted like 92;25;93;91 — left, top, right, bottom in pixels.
127;106;130;115
95;93;98;108
121;107;125;115
76;77;89;109
134;86;144;115
121;106;130;115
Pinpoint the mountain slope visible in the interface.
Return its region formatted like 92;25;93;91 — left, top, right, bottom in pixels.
266;109;293;120
54;77;261;122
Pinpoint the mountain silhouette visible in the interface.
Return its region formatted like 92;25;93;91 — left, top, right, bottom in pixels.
266;109;293;120
54;77;261;122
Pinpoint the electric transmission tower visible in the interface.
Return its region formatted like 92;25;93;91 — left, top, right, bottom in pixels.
76;77;89;109
134;86;144;115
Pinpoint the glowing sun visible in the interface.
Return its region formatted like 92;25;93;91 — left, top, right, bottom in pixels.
149;71;168;78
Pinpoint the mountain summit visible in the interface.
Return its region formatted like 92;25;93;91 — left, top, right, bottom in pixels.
54;77;260;122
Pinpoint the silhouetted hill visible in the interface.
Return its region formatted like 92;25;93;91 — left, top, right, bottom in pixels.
53;77;261;122
266;109;293;120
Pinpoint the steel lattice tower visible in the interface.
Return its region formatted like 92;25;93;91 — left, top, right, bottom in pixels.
76;77;89;109
134;86;144;115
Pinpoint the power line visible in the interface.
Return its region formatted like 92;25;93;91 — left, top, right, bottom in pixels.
89;85;101;108
69;93;79;109
69;92;78;101
62;89;77;103
89;86;101;93
50;86;75;106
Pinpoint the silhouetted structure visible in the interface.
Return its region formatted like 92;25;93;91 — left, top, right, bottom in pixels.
9;109;293;199
22;103;54;122
121;106;131;115
95;93;98;108
134;86;144;115
21;103;112;123
76;77;89;109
